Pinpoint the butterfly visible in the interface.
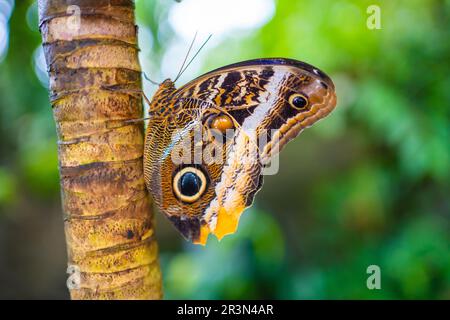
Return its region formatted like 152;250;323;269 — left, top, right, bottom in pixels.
142;58;337;245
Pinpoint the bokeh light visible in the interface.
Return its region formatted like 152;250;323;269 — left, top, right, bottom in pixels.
168;0;275;41
0;0;14;62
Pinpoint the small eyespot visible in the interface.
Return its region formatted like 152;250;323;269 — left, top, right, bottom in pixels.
289;93;309;110
208;114;235;133
173;167;207;203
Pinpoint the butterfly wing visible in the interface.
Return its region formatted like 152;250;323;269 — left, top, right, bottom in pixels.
144;58;337;245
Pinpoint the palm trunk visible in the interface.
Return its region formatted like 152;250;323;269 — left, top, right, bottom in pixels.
38;0;162;299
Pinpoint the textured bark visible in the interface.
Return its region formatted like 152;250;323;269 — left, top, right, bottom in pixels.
38;0;162;299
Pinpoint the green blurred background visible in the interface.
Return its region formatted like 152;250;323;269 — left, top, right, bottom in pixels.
0;0;449;299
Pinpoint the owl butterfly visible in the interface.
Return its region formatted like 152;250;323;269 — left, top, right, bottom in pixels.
143;58;337;245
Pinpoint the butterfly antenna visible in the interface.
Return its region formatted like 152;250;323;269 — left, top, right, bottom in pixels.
143;72;160;86
124;116;152;124
173;31;198;82
174;34;212;83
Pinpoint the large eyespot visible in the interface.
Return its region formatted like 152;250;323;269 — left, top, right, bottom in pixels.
289;93;309;110
173;167;207;203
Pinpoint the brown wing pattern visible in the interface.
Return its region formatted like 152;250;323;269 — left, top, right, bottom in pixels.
144;58;337;244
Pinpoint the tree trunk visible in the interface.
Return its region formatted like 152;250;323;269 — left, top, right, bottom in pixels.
38;0;162;299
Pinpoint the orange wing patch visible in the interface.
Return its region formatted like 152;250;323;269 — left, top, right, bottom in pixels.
193;203;246;245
